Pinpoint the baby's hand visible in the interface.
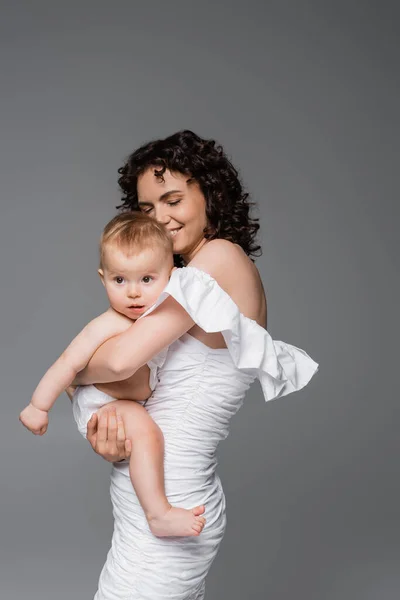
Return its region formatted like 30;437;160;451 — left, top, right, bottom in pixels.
19;403;49;435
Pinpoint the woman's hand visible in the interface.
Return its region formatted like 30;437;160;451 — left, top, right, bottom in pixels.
86;407;131;463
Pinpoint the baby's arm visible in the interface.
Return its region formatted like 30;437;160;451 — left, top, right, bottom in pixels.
19;309;133;435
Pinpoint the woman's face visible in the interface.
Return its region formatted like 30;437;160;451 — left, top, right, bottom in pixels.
137;168;208;262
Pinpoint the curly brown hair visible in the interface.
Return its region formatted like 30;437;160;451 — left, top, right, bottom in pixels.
117;130;261;262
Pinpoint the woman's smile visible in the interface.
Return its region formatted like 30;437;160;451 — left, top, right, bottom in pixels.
168;227;182;237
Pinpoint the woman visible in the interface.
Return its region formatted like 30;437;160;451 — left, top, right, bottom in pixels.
73;130;318;599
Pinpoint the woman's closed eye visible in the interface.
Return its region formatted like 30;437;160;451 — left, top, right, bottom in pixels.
140;200;180;213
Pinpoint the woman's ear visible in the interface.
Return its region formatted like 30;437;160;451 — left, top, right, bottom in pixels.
98;268;106;287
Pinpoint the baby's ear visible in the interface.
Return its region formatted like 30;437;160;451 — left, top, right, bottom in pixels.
98;268;105;286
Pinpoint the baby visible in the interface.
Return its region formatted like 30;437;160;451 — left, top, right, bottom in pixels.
19;212;206;538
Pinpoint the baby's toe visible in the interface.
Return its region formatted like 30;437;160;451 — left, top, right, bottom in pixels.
192;505;205;516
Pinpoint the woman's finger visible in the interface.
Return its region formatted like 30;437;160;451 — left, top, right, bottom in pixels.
86;413;98;449
124;439;132;457
116;413;130;459
107;409;126;461
116;413;126;445
108;410;118;445
96;411;109;448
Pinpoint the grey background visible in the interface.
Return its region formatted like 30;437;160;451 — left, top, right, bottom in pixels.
1;1;399;598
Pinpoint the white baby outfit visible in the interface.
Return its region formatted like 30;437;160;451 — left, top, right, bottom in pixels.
72;266;319;599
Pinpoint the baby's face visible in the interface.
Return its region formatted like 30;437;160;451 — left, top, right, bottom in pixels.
99;244;174;319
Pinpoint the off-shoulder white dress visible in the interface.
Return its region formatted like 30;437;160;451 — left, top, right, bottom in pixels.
72;266;319;600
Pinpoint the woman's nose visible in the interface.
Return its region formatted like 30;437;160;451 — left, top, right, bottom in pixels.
154;204;170;225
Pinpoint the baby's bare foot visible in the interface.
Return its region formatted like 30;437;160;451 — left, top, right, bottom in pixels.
148;505;206;538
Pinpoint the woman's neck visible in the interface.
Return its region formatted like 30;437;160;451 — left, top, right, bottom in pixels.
182;237;209;265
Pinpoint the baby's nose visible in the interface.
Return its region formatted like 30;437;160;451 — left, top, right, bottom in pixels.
127;285;140;298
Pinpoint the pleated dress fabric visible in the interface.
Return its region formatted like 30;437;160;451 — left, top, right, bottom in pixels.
72;266;319;599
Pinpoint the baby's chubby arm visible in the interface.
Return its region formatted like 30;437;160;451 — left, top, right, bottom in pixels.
19;308;133;435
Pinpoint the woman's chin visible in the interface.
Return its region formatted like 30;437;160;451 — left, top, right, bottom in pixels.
172;241;184;254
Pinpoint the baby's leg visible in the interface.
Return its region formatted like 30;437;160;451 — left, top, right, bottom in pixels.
97;400;206;537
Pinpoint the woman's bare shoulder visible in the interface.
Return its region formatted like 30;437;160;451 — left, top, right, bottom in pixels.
189;239;246;276
188;239;266;326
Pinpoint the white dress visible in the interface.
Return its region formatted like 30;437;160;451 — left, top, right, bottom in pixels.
72;266;319;600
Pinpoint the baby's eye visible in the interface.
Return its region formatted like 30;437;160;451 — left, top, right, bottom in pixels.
142;276;153;284
114;276;124;284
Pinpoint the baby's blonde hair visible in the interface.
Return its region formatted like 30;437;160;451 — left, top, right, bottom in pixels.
100;212;173;268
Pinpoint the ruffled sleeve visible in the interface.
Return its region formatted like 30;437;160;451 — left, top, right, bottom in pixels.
140;266;319;402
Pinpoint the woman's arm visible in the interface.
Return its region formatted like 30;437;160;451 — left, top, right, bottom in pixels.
75;241;246;387
74;296;194;385
81;242;251;462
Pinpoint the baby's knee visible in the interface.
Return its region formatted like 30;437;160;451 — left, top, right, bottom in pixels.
105;399;162;440
130;413;163;442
